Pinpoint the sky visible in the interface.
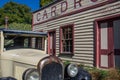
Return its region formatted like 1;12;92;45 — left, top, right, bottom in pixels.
0;0;40;12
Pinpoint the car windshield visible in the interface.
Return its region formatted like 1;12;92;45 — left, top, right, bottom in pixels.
4;36;45;50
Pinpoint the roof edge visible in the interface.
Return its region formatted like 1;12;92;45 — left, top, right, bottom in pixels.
32;0;61;13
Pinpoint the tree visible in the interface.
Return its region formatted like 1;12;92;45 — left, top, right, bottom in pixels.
0;23;32;31
10;23;31;30
0;1;32;26
0;1;32;30
40;0;56;7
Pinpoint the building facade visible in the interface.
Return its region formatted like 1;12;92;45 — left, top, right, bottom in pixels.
32;0;120;69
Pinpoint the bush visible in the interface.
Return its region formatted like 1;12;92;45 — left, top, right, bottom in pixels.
87;68;120;80
63;60;70;66
104;68;120;80
89;69;108;80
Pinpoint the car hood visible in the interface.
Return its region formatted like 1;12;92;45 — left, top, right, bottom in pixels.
0;49;49;65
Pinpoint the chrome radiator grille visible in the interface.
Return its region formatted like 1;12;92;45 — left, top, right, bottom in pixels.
41;62;63;80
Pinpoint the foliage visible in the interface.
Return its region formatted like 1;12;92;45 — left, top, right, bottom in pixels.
86;67;120;80
88;68;108;80
63;60;70;66
40;0;56;7
79;65;120;80
0;22;31;31
104;68;120;80
0;1;32;26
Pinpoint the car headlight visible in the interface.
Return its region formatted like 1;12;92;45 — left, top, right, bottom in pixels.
22;68;39;80
67;64;78;77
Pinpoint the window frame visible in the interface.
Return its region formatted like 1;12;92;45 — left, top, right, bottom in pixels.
60;24;74;54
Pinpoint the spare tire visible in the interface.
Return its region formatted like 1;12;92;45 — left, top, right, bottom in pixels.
70;67;92;80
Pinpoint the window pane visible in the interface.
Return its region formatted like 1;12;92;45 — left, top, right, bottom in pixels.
50;35;53;49
70;46;73;52
35;37;45;50
113;19;120;49
68;28;72;32
100;23;108;49
66;33;68;39
24;38;28;47
69;33;72;39
70;40;72;46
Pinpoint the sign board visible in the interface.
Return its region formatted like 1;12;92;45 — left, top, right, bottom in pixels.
33;0;109;25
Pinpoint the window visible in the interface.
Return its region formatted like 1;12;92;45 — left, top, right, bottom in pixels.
60;25;74;54
35;37;45;50
4;37;31;49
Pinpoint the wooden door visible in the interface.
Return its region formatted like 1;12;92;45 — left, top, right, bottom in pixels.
48;31;56;55
99;21;114;68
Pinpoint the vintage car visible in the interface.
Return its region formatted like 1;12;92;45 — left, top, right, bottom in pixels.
0;29;91;80
22;55;92;80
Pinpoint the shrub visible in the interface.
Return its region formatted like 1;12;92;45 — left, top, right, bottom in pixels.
87;68;120;80
63;60;70;66
89;68;107;80
104;68;120;80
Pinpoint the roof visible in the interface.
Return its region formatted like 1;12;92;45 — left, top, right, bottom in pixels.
0;28;47;37
33;0;61;13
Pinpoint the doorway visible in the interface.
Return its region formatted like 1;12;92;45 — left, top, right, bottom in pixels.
97;17;120;68
48;30;56;56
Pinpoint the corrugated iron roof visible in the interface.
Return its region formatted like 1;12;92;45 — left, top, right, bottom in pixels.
0;28;47;37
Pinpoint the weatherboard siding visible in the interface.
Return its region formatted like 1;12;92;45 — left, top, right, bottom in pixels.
33;1;120;66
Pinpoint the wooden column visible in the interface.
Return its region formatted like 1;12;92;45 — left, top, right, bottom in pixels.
0;31;4;54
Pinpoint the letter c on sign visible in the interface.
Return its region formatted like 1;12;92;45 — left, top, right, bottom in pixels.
91;0;97;2
36;13;41;21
